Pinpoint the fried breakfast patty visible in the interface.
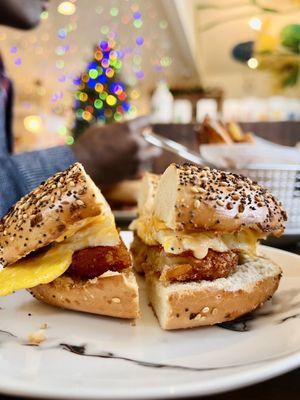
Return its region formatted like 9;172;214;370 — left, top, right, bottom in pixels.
131;235;238;282
67;240;131;279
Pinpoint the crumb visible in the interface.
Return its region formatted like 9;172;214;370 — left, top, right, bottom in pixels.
130;320;136;327
28;329;46;345
40;323;48;329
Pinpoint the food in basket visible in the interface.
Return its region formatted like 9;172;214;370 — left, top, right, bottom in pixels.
196;116;255;145
130;163;287;330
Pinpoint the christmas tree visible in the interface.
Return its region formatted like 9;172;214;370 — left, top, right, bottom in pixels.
73;40;131;139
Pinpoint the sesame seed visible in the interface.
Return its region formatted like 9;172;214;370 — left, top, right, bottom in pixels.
194;199;201;208
112;297;121;303
202;306;210;314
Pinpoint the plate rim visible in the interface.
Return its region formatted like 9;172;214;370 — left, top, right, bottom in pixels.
0;242;299;399
0;352;299;400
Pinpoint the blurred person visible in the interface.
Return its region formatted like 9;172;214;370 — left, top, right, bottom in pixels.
0;0;156;216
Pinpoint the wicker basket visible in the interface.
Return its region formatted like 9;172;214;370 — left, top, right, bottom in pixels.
229;164;300;234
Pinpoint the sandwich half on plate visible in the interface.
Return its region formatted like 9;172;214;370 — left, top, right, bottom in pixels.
131;164;287;329
0;163;139;319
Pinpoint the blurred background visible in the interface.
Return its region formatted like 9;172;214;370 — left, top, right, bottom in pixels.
1;0;300;240
0;0;299;152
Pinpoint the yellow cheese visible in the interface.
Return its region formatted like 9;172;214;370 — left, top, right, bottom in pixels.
0;210;120;297
0;245;72;297
131;216;264;259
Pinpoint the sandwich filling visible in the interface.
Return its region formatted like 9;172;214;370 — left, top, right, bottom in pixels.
0;208;129;297
131;235;239;282
130;215;266;283
130;216;265;260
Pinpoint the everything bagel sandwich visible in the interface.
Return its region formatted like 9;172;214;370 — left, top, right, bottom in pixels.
130;164;287;329
0;163;139;319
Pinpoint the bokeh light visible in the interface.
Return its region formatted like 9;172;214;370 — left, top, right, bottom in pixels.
24;115;42;133
133;19;143;29
159;20;168;29
136;36;144;46
40;11;49;20
106;95;117;106
249;17;262;31
56;60;65;69
100;25;109;35
57;2;76;16
247;57;259;69
88;68;98;79
110;7;119;17
66;136;74;145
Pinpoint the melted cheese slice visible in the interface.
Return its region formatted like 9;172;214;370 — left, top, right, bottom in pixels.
131;216;264;259
0;210;120;297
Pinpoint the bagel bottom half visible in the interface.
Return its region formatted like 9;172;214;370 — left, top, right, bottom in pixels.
144;256;282;330
29;269;139;319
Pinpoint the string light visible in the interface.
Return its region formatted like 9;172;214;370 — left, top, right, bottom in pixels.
82;111;92;121
100;25;109;35
110;7;119;17
40;11;48;20
105;68;114;78
95;6;103;15
133;11;142;20
136;70;144;79
56;60;65;69
88;68;98;79
133;55;142;65
58;29;67;39
99;91;107;100
136;36;144;46
74;40;132;132
94;99;103;109
130;89;140;100
95;83;104;92
106;95;117;106
249;17;262;31
121;15;130;24
24;115;42;133
133;19;143;28
59;126;67;136
66;136;74;145
57;2;76;16
159;20;168;29
101;58;110;68
247;57;259;69
160;56;172;67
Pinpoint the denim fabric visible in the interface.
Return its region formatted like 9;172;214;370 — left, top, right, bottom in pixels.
0;146;76;217
0;56;76;218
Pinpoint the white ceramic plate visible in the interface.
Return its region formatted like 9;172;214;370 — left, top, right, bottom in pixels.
0;231;299;399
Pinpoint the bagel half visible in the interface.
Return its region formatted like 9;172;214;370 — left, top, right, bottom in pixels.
145;255;281;330
130;163;286;329
30;269;139;319
0;163;140;319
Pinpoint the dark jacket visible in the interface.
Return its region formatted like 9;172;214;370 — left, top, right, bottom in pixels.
0;57;75;217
